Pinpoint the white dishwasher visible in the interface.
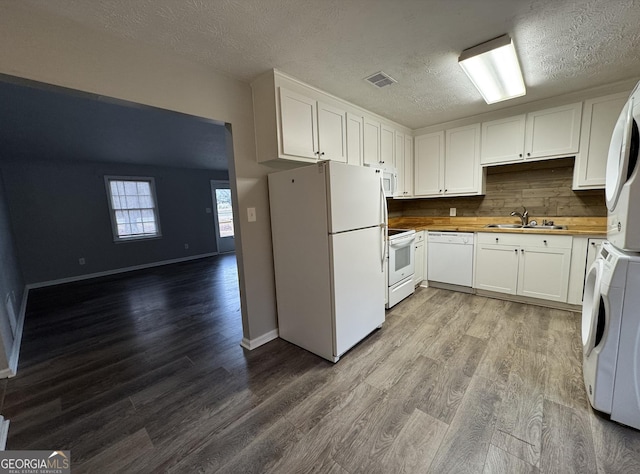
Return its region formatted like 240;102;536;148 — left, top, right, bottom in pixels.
427;232;474;289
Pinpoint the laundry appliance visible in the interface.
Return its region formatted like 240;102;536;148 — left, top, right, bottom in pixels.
582;241;640;430
606;81;640;251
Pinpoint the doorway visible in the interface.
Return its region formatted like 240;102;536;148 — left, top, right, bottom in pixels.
211;180;235;253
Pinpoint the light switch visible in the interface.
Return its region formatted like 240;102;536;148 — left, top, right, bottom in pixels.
247;207;256;222
450;207;457;217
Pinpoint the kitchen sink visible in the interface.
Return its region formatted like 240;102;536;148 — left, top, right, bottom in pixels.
485;223;567;230
522;225;567;230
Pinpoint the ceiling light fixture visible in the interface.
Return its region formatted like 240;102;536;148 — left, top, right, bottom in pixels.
458;34;526;104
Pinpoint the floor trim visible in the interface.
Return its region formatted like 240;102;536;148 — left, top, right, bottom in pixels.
240;329;279;350
26;253;218;289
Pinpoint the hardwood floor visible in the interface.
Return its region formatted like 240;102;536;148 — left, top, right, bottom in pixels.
3;254;640;472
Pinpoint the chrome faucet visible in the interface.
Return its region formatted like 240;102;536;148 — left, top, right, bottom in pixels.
510;206;529;226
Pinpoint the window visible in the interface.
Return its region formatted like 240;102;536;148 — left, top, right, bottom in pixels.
105;177;161;241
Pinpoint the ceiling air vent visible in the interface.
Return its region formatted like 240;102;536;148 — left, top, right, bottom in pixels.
365;71;397;88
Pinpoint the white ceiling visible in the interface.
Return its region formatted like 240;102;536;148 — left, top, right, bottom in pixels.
20;0;640;129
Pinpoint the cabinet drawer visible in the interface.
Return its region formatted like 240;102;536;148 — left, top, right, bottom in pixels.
477;232;572;249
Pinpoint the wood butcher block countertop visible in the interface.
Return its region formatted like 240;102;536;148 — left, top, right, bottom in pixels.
388;216;607;237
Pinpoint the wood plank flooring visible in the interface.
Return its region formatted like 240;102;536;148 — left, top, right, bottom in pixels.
3;254;640;472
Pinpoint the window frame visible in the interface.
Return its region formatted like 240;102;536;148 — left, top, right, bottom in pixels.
104;176;162;243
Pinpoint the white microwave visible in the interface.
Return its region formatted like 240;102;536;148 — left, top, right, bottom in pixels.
382;169;397;197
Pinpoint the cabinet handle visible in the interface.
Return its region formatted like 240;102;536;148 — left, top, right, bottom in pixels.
496;238;499;243
439;189;442;192
519;153;523;157
590;242;596;246
543;240;547;244
514;249;517;253
527;152;531;157
444;189;448;192
320;152;325;156
521;249;524;253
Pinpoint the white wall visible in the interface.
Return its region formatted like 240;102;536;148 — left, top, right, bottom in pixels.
0;4;278;341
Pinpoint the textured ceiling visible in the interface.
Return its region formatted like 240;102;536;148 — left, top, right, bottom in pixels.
17;0;640;128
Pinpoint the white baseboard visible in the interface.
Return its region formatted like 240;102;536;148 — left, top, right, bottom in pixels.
0;416;9;450
240;329;279;350
3;287;29;379
26;253;218;289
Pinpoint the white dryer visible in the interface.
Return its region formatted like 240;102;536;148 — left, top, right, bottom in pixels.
606;81;640;251
582;241;640;430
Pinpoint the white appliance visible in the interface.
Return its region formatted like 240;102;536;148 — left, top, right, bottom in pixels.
386;228;416;308
268;161;387;363
427;232;474;290
582;241;640;430
382;169;397;197
606;81;640;251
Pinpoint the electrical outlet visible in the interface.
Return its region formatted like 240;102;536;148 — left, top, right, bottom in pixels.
247;207;256;222
79;257;86;265
184;243;189;249
450;207;457;217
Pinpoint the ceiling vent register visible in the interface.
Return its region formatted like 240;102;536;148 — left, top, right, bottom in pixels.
365;71;397;88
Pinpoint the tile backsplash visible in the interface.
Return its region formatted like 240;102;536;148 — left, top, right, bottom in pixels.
389;157;606;218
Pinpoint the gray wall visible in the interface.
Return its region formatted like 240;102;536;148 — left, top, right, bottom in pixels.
1;160;228;284
0;170;24;366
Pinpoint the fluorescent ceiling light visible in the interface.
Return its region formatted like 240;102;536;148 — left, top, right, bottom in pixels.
459;34;526;104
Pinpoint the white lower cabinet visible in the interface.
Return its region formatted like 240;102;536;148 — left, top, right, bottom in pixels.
414;231;424;286
567;236;606;305
475;233;573;303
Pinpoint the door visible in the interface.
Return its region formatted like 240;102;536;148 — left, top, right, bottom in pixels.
414;132;444;196
211;180;235;253
331;227;385;357
317;101;347;162
363;116;381;167
279;87;318;160
326;162;385;233
474;244;519;294
518;246;571;302
480;114;526;164
524;102;582;159
445;123;481;195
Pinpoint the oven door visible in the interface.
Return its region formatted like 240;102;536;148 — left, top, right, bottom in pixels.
388;234;415;286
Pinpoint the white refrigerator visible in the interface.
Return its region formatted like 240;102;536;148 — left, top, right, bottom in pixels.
268;161;387;362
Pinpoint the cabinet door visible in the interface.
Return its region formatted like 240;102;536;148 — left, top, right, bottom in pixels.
279;87;318;160
414;132;444;196
481;115;526;165
475;244;519;294
346;113;364;166
573;93;628;189
317;101;347;163
445;123;481;195
394;131;405;197
518;246;571;302
414;240;424;285
524;102;582;159
404;135;414;197
363;117;381;167
586;238;605;270
380;124;395;171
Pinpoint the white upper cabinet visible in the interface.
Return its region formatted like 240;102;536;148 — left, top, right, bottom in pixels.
252;71;407;165
380;123;396;171
279;87;347;162
480;115;526;165
414;124;483;197
363;116;381;167
317;101;348;162
481;103;582;165
525;102;582;159
279;88;318;160
414;132;444;196
445;123;482;194
573;92;628;189
395;132;413;197
346;112;364;166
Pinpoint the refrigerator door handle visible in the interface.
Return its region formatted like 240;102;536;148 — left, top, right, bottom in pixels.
380;176;388;272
